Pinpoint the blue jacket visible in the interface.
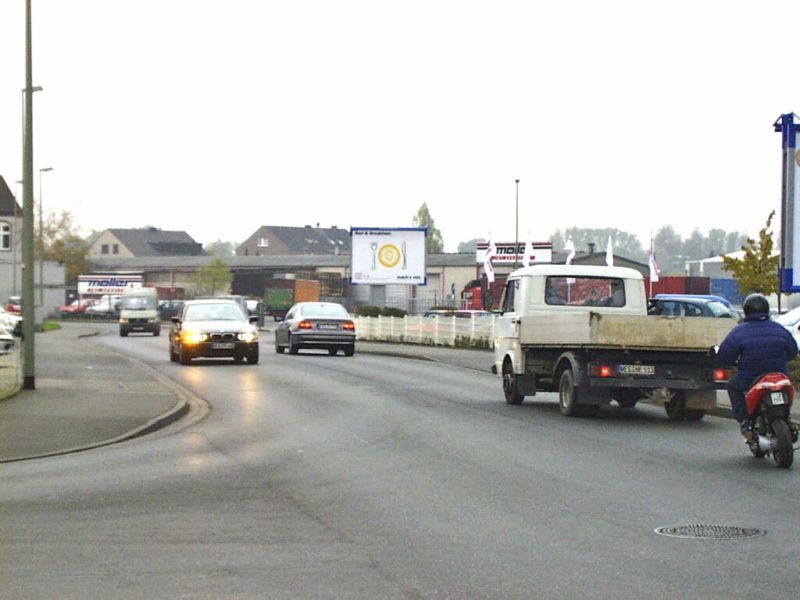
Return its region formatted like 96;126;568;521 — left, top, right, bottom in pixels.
717;314;798;383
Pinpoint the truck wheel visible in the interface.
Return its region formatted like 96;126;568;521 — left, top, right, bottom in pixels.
664;391;704;421
558;369;580;417
614;389;638;408
771;419;794;468
502;360;524;405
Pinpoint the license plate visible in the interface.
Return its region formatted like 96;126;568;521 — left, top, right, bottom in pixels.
770;391;786;405
212;342;235;349
618;364;655;376
318;324;338;330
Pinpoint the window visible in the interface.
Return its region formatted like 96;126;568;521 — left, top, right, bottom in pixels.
113;244;119;255
101;244;109;255
257;238;269;248
501;279;519;313
0;222;10;251
545;277;626;307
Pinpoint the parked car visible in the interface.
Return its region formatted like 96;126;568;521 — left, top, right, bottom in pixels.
169;299;259;365
774;306;800;345
648;294;735;318
85;295;122;317
0;325;14;354
4;296;21;315
159;299;184;320
274;302;355;356
58;298;97;317
0;307;22;337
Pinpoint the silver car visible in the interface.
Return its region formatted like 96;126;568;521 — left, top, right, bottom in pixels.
274;302;356;356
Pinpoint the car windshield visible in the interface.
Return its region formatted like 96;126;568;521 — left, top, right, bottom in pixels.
184;303;245;321
122;296;157;310
299;304;349;318
706;301;732;317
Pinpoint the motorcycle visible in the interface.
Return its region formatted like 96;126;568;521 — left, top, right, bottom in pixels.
744;372;799;468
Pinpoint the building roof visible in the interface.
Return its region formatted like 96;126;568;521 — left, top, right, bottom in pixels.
105;228;202;256
90;252;477;273
0;176;21;218
245;225;352;254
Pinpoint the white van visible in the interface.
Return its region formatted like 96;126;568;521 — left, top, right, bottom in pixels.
119;287;160;337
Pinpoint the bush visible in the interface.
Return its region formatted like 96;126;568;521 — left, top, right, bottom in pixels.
354;306;408;318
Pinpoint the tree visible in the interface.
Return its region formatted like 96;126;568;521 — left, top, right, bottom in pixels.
549;227;646;262
457;238;484;253
33;209;89;286
412;203;444;254
192;258;233;297
204;240;237;258
722;211;779;296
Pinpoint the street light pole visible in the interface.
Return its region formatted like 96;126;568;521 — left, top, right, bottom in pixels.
22;0;37;390
38;167;53;308
514;179;520;269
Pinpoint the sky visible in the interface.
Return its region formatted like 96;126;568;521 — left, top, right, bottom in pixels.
1;1;799;253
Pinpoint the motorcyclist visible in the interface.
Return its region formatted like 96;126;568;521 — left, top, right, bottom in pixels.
717;293;798;439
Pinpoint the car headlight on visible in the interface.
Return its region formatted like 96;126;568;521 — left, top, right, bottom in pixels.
238;330;258;343
119;318;128;324
182;330;208;345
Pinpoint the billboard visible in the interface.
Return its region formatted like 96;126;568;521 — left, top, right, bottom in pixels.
78;274;142;295
351;227;427;285
475;242;553;264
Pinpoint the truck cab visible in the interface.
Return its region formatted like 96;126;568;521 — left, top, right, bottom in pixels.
119;287;160;337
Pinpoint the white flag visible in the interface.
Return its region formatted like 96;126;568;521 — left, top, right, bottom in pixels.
649;250;660;283
564;238;576;265
484;239;496;283
522;239;533;268
605;235;614;266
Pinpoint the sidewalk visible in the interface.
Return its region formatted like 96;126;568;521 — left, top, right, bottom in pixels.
0;324;795;463
0;323;188;463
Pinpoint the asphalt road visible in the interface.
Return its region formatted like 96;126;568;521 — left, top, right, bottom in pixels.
2;326;799;599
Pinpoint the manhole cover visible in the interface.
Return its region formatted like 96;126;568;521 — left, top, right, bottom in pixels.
655;524;766;540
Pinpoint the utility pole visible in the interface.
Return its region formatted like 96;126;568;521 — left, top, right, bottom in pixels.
22;0;36;389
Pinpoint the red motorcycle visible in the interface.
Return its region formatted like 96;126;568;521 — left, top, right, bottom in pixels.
744;373;798;468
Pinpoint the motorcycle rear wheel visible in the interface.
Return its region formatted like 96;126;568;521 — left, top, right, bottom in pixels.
771;419;794;469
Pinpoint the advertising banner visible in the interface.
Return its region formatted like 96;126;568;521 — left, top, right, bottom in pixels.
351;227;427;285
78;274;142;295
475;242;552;265
777;113;800;292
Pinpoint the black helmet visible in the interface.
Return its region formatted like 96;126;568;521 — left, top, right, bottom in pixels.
743;293;770;317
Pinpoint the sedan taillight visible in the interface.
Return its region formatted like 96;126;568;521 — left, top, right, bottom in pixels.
298;320;314;330
342;321;355;331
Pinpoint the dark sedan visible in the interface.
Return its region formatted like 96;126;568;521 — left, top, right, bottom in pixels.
169;299;260;365
274;302;356;356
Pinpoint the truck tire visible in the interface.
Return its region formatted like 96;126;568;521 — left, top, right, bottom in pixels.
664;391;705;421
502;359;524;405
614;389;639;408
558;369;580;417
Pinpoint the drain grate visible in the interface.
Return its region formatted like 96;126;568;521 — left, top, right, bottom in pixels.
655;524;766;540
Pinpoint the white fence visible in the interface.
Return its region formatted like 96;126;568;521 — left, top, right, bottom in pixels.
355;315;496;348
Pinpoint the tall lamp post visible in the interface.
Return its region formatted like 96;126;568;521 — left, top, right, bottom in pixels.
21;0;38;390
514;179;520;269
38;167;53;308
